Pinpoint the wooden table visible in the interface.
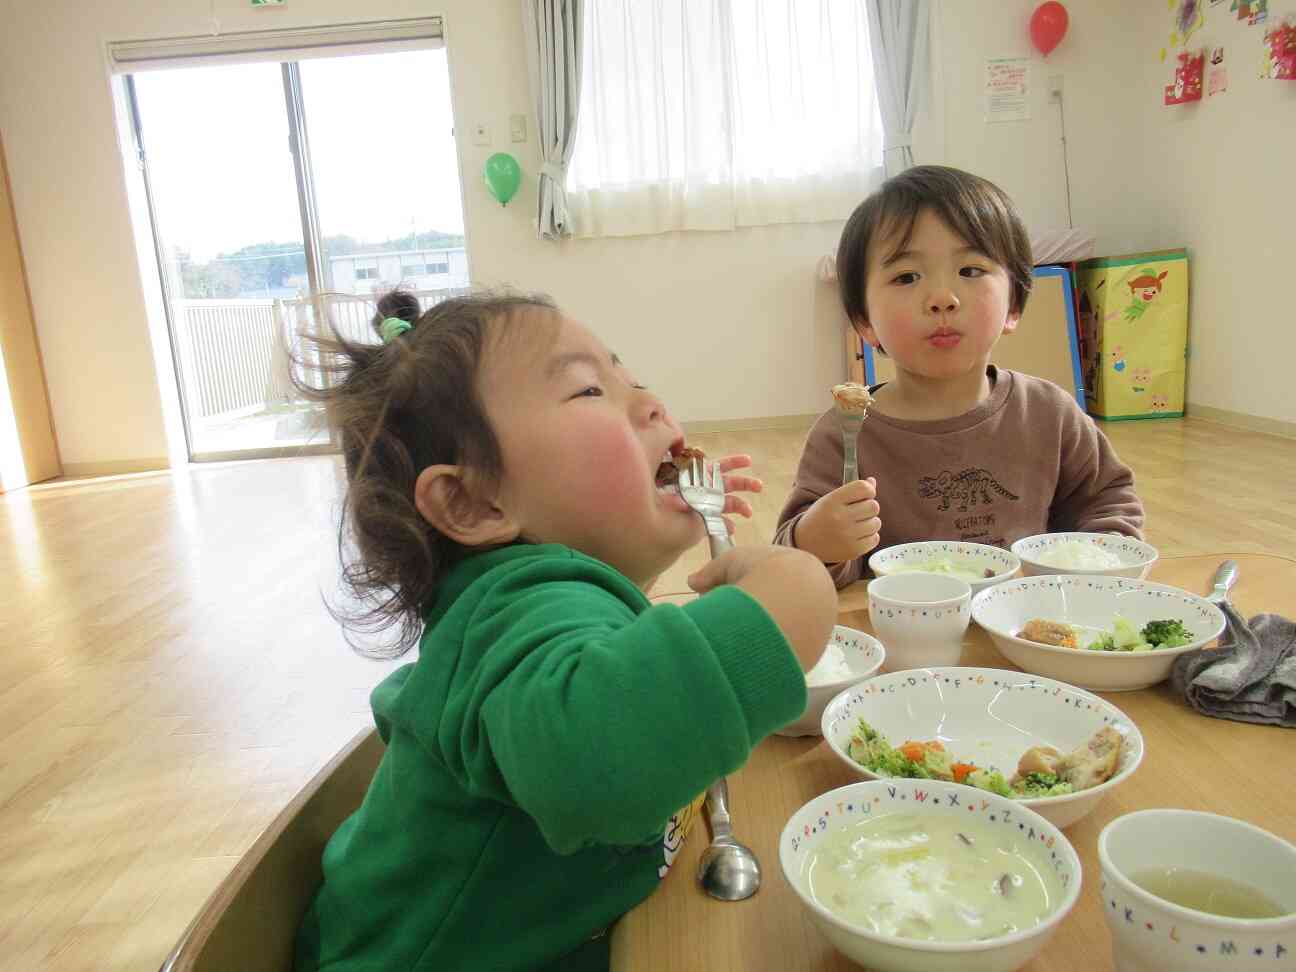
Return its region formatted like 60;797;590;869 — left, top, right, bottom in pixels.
613;554;1296;972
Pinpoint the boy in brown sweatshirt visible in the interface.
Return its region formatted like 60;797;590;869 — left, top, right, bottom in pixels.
774;166;1144;588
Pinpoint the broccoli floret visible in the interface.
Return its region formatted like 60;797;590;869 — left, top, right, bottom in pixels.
922;748;954;781
1087;633;1117;651
1014;772;1075;797
1142;618;1192;648
966;769;1014;798
849;721;920;777
856;719;881;742
905;759;934;779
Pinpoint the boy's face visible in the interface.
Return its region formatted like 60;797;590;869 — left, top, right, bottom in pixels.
856;208;1020;383
479;313;701;584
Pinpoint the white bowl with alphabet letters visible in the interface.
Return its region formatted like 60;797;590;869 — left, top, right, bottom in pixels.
820;667;1144;830
869;541;1021;596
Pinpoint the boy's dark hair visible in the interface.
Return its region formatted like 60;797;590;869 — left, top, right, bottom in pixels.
294;288;557;657
836;165;1033;329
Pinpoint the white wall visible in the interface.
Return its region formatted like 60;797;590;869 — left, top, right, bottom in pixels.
1122;0;1296;425
0;0;1289;471
933;0;1164;255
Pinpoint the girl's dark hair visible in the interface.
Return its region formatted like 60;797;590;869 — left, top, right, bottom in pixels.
294;288;557;657
836;165;1033;328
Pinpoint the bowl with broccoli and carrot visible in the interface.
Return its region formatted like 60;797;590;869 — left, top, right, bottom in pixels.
822;667;1145;829
971;574;1226;692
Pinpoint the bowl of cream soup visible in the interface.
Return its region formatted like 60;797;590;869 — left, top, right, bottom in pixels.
780;779;1081;972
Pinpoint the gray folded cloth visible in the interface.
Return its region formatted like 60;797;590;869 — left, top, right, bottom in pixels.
1171;602;1296;727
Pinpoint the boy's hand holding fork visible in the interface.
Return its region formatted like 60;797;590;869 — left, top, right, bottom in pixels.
792;477;882;566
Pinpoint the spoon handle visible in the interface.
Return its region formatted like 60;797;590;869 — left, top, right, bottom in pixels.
1210;559;1238;603
705;779;734;841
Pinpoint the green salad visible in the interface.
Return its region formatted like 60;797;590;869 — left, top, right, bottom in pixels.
846;720;1075;799
1087;616;1192;652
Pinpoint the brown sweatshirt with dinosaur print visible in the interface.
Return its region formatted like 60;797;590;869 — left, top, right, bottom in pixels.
773;368;1145;589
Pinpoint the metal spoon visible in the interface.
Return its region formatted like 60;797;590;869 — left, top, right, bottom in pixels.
1208;560;1238;603
697;778;761;901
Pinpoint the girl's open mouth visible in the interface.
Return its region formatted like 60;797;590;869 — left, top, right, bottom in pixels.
654;445;705;490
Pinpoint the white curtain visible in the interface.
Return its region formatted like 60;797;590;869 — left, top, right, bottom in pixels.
566;0;884;238
865;0;929;178
522;0;583;239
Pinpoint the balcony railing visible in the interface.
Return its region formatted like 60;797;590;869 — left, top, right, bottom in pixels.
174;287;472;423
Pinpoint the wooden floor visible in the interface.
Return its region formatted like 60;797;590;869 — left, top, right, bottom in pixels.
1;416;1293;971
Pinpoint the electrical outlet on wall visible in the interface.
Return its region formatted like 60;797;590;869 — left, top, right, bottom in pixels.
472;124;491;147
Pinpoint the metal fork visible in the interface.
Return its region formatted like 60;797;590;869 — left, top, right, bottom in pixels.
837;408;865;484
675;461;761;900
677;458;734;557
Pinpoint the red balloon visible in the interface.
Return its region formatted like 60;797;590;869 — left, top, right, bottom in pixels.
1029;1;1069;57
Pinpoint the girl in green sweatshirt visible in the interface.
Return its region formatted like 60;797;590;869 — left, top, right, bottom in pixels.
293;289;837;972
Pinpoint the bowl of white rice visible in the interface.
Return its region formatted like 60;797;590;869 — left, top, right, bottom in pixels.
776;625;885;737
1011;532;1158;579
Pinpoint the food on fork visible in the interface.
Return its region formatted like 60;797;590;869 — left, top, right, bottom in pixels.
655;445;706;488
1020;618;1079;649
831;382;874;415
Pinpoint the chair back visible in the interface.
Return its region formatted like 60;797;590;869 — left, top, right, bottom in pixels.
159;727;383;972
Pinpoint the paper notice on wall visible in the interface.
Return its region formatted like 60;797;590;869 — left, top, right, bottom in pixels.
985;57;1031;122
1208;46;1228;94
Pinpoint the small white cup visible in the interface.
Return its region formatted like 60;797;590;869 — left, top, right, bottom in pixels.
867;572;972;671
1098;809;1296;972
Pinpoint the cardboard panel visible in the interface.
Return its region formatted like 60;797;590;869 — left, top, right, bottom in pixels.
1076;249;1188;420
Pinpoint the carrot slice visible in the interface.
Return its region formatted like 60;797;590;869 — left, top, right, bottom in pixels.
899;741;927;763
951;762;976;783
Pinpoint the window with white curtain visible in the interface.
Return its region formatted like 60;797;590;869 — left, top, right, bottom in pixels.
567;0;884;238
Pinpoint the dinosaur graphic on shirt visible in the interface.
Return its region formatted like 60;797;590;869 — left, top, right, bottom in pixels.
917;469;1019;513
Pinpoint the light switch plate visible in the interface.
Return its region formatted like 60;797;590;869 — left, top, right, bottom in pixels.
509;114;527;142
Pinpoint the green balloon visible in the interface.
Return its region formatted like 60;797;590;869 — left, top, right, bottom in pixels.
483;153;522;206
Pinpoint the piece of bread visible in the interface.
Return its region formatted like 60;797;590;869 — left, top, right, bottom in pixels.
1020;618;1079;649
1013;745;1064;781
1060;726;1122;791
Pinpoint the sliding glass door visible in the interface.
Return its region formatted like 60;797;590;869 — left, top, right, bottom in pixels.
128;47;467;460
